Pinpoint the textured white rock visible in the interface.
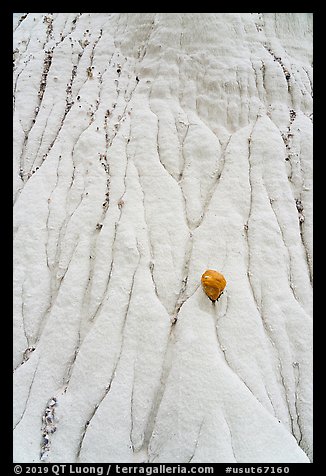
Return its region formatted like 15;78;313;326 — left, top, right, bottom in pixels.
13;13;312;463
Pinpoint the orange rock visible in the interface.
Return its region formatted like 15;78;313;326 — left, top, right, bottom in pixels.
201;269;226;302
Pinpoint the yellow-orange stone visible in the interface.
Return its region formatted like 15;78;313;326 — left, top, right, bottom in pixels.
201;269;226;301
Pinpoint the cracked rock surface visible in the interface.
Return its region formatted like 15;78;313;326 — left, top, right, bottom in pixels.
13;13;312;463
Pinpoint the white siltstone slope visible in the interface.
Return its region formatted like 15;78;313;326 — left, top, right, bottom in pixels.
13;13;312;463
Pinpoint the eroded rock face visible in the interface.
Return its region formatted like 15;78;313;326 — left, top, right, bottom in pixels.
13;13;312;463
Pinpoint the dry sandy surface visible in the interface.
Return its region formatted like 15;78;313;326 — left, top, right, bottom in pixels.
13;13;312;463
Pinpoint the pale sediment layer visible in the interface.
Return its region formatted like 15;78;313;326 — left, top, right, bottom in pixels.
13;13;312;463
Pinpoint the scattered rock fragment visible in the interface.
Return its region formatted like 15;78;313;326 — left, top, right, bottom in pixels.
40;397;58;461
